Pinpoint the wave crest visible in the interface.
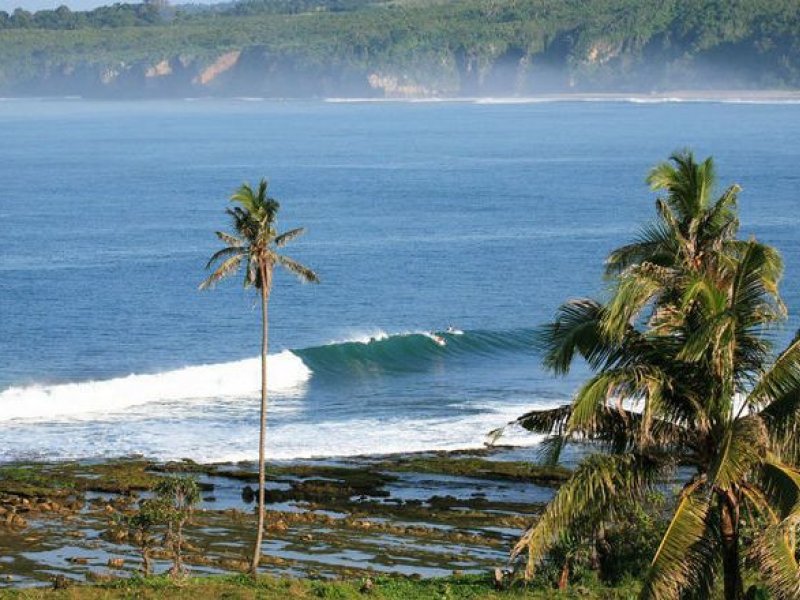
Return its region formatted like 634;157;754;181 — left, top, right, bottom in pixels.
0;351;310;422
296;328;533;375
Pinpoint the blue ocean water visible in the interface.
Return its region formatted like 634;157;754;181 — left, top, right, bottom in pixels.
0;97;798;462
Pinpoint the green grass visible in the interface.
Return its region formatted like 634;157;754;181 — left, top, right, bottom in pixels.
0;574;640;599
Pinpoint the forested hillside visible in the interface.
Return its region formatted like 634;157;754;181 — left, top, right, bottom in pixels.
1;0;799;97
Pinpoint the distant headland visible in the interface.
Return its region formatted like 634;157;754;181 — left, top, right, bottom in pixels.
1;0;800;98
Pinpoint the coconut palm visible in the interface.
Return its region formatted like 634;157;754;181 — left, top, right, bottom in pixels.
502;153;800;600
201;179;319;576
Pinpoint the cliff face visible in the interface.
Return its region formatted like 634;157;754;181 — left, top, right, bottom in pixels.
2;25;798;98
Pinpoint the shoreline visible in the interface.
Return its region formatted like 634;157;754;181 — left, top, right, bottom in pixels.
2;90;800;103
0;446;566;589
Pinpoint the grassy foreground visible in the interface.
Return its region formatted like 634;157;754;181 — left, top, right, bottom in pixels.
0;574;639;599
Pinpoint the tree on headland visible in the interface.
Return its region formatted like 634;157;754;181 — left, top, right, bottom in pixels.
503;152;800;599
201;179;319;576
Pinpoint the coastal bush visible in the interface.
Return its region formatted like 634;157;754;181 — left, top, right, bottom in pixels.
531;492;667;589
119;497;169;576
155;476;200;577
118;475;199;577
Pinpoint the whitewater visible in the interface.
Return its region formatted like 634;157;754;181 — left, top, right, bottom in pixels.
0;330;547;461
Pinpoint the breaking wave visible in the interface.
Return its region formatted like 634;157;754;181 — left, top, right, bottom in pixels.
0;329;534;422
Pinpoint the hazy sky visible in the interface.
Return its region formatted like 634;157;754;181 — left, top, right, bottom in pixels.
1;0;215;11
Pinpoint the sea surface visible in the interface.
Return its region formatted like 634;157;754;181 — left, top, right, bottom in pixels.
0;97;798;462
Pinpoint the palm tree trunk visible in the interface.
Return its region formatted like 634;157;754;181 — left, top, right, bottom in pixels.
720;490;743;600
250;270;270;577
142;546;151;576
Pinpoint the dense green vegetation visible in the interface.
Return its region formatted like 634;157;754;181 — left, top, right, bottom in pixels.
0;0;799;96
0;2;163;30
504;152;800;599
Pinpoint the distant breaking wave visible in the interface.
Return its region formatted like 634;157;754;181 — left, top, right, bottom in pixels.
0;329;533;422
295;328;533;375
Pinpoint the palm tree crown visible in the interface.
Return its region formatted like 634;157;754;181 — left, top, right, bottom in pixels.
200;179;319;292
504;152;800;600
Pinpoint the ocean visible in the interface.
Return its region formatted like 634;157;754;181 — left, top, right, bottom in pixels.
1;97;798;462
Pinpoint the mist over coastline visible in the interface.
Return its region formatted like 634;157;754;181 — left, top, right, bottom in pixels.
1;0;799;99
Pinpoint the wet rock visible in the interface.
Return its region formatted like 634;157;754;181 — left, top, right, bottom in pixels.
493;567;510;590
85;571;115;583
360;577;373;594
10;514;27;528
241;485;256;504
269;519;288;532
190;554;213;566
218;558;249;572
106;528;127;542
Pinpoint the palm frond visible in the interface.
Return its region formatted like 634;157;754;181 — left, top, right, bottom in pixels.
536;299;610;374
511;405;573;436
602;263;675;341
646;151;716;222
215;231;244;247
640;478;711;600
230;182;258;214
760;457;800;520
751;334;800;413
536;435;567;466
204;246;244;270
511;453;666;579
708;416;768;490
604;220;676;276
275;227;307;247
749;515;800;600
276;254;320;284
199;254;243;290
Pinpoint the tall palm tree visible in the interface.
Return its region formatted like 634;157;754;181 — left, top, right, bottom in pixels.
200;179;319;576
502;152;800;600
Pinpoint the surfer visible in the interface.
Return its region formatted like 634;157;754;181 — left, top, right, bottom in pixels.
431;333;446;346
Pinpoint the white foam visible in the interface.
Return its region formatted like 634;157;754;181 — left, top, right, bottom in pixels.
188;403;547;463
0;351;311;422
0;394;557;462
327;329;391;345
